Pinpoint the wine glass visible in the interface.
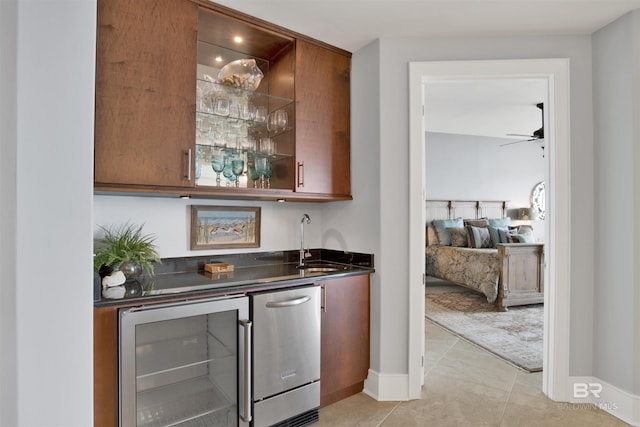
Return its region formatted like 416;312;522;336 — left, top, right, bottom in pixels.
264;160;273;189
231;159;245;187
222;163;235;187
248;163;259;188
253;105;267;123
211;151;225;186
254;156;268;189
267;109;287;133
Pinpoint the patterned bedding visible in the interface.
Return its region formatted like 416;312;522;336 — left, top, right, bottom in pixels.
425;245;500;303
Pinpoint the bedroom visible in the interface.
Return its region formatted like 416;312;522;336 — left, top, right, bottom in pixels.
423;77;547;366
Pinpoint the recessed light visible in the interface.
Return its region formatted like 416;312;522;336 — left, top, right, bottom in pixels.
233;36;243;43
215;56;223;62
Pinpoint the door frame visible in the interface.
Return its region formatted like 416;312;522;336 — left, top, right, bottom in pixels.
408;58;571;400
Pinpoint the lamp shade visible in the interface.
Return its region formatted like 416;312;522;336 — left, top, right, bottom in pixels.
519;207;538;221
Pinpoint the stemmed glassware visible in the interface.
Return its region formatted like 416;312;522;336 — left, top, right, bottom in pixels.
222;163;235;187
248;163;260;188
211;150;225;186
231;158;245;188
267;109;287;134
264;161;273;189
211;151;225;185
254;156;269;189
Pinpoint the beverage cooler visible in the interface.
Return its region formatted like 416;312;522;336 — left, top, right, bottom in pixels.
119;295;251;427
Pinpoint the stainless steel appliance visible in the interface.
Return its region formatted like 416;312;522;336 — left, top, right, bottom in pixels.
250;285;321;427
119;295;252;427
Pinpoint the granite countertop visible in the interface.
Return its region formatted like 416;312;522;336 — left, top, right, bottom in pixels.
94;249;374;307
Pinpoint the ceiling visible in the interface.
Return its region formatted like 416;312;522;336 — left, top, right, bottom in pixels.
211;0;640;139
425;78;547;139
211;0;640;53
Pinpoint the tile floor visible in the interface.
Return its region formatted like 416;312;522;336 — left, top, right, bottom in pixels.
316;320;630;427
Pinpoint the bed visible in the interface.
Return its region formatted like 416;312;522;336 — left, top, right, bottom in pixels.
425;200;544;311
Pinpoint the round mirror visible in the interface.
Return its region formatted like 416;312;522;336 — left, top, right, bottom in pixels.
531;181;545;220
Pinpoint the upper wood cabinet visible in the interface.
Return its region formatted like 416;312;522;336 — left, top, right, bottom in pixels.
94;0;352;201
295;40;351;198
94;0;197;189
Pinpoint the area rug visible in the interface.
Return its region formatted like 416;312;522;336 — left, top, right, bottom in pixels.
425;289;543;372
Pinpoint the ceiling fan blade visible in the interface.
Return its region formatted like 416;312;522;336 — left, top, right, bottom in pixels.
500;138;533;146
506;133;535;138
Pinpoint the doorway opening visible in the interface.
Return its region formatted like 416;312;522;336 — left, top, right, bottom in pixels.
408;59;571;401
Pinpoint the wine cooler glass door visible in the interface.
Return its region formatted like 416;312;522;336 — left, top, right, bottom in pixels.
119;296;250;427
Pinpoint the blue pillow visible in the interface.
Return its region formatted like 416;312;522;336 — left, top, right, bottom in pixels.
488;226;502;248
488;226;515;247
488;217;511;228
498;227;518;243
432;218;463;246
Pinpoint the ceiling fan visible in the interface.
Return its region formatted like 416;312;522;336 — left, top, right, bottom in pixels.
501;102;545;150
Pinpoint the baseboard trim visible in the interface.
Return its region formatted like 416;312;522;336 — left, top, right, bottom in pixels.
362;369;410;401
569;376;639;426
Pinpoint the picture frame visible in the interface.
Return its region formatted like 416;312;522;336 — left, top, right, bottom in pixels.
190;205;261;250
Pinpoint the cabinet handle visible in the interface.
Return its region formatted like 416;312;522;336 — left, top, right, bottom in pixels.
239;319;252;422
186;149;192;181
297;161;304;187
321;284;327;312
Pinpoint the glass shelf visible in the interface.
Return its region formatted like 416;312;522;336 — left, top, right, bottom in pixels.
196;79;293;113
137;377;234;427
196;111;292;141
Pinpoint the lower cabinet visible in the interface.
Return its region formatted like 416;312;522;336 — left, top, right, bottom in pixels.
319;275;370;407
93;275;371;424
94;306;119;427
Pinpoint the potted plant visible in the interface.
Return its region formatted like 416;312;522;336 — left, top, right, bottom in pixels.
93;222;161;278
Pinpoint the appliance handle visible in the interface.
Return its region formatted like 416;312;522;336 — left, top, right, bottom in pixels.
265;295;311;308
239;319;252;423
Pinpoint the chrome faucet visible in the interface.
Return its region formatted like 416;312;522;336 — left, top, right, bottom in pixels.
299;214;311;268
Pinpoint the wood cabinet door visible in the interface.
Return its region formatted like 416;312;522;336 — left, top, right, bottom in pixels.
320;274;370;407
95;0;197;188
295;40;351;197
94;307;119;427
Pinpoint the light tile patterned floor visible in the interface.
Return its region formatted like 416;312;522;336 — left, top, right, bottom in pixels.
316;321;630;426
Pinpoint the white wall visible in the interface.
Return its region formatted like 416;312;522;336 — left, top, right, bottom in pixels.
0;0;18;425
425;132;545;239
358;34;595;388
592;10;640;394
5;1;97;426
93;196;326;257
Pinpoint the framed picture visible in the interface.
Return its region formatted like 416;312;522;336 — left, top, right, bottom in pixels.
190;205;261;250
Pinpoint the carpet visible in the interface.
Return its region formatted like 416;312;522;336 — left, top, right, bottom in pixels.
425;288;543;372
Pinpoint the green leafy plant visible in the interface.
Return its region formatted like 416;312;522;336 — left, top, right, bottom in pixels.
93;222;161;276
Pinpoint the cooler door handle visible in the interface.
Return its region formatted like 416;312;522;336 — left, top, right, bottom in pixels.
265;295;311;308
239;319;252;423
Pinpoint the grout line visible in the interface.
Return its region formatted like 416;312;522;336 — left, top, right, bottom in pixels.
498;368;519;426
375;401;402;427
424;319;460;377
